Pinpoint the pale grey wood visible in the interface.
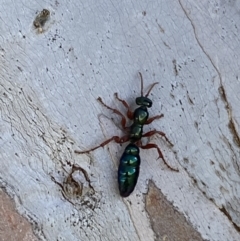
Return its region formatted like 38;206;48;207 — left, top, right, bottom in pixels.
0;0;240;240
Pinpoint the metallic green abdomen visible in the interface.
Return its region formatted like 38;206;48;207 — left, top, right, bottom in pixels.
118;144;140;197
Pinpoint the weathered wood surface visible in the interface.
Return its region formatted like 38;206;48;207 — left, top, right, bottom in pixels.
0;0;240;240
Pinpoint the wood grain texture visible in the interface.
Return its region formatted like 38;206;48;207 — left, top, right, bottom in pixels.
0;0;240;240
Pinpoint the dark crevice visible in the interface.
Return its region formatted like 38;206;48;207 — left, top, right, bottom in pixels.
219;206;240;232
178;0;240;148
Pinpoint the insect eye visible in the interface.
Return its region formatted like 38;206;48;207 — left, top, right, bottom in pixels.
135;97;152;107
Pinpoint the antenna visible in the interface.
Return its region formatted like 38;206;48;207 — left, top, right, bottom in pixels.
138;72;159;97
139;72;144;97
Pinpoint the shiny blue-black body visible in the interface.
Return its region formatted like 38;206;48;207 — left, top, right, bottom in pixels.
74;72;174;198
117;91;153;197
118;143;140;197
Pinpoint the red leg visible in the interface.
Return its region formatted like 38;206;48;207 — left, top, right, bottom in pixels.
97;97;128;129
75;135;129;154
114;93;134;120
145;114;164;124
140;143;178;172
142;130;173;146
